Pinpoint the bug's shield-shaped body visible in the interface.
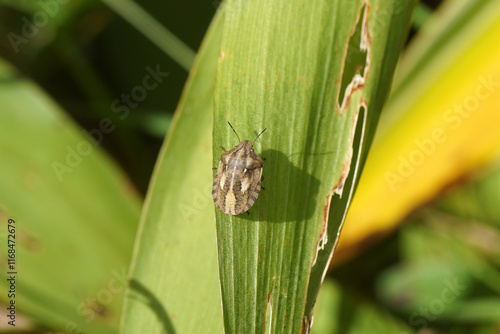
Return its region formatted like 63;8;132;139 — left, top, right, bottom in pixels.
212;140;264;215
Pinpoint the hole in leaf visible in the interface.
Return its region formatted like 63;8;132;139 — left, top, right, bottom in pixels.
337;3;369;108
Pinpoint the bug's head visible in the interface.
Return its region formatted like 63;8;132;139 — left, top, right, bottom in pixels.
237;127;267;153
236;140;254;152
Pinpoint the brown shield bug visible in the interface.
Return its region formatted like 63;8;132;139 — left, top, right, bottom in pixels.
212;122;267;215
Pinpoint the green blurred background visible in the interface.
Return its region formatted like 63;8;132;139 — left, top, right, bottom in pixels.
0;0;218;193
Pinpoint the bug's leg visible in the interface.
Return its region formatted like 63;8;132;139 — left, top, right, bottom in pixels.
246;211;250;215
220;146;227;152
212;167;217;170
262;157;266;160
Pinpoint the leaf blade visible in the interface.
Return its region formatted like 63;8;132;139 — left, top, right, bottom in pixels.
0;57;141;333
213;0;415;332
120;9;224;334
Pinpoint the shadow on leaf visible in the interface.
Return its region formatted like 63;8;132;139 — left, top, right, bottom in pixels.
239;148;320;223
128;279;176;334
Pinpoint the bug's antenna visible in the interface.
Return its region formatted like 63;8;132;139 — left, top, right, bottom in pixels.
227;121;241;142
252;127;267;145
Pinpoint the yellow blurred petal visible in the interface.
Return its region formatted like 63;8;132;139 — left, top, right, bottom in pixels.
335;1;500;262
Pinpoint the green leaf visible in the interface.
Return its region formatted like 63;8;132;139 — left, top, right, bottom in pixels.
438;166;500;227
0;0;42;12
311;279;411;334
0;0;95;28
446;297;500;323
213;0;415;332
0;57;141;333
120;9;224;334
412;3;432;30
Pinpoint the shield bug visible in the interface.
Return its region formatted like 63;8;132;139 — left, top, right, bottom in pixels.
212;122;267;215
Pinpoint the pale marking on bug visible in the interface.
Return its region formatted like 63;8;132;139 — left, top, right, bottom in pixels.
225;191;237;212
241;178;251;194
220;173;226;190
